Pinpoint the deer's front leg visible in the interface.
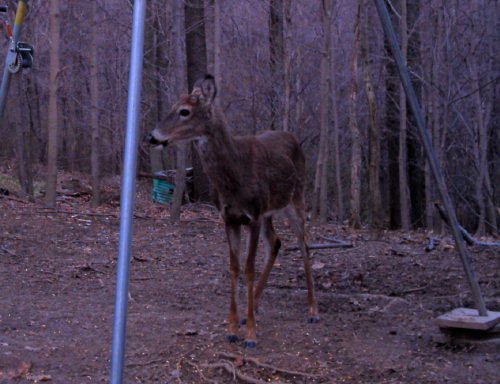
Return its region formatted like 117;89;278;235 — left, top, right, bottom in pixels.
225;223;241;342
254;217;281;312
244;222;260;348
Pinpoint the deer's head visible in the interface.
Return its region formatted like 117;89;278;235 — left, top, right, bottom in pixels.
148;74;217;147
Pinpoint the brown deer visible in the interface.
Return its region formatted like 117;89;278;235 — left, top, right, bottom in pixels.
148;75;318;348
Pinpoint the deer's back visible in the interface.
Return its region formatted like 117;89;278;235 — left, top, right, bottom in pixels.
236;130;305;210
254;130;305;178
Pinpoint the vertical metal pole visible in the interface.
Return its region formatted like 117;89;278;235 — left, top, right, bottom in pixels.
0;0;28;117
110;1;146;383
374;0;488;316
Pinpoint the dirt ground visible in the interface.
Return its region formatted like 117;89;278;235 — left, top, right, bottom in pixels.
0;179;499;384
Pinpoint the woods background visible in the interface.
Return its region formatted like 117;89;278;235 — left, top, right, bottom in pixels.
0;0;498;235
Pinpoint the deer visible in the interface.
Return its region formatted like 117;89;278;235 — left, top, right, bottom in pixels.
148;74;319;348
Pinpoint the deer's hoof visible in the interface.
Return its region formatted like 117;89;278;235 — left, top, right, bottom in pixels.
308;316;320;324
226;334;238;343
244;340;257;349
239;318;247;326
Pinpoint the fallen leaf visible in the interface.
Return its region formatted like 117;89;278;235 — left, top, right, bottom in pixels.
0;357;31;380
27;374;52;382
312;262;325;270
234;355;244;367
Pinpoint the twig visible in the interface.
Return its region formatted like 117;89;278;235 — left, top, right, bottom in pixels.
217;351;322;379
0;194;30;203
126;358;165;368
180;217;219;224
130;276;155;281
318;235;352;245
184;360;219;384
37;208;118;218
201;361;274;384
286;242;353;251
36;208;154;221
401;285;427;294
0;245;16;256
132;255;153;262
76;263;105;274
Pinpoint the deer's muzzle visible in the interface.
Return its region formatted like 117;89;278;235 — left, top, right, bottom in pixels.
146;133;166;146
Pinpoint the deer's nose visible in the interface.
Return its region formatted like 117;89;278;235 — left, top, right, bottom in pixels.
146;133;160;145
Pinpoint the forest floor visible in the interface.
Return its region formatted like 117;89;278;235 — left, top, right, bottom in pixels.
0;175;499;384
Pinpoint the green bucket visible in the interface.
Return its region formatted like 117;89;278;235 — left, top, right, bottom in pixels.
152;179;174;204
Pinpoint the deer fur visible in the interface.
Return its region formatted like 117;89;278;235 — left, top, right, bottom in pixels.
149;74;318;347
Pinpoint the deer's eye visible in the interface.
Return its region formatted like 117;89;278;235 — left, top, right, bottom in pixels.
179;109;190;117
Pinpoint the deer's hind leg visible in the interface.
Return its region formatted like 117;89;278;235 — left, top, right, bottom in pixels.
254;216;281;312
241;222;262;347
285;201;319;323
225;223;241;342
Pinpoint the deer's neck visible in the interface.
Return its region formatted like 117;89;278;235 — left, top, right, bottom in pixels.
195;114;243;197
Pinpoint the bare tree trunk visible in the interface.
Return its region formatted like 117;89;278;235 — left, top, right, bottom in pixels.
269;0;284;130
384;39;400;229
467;55;494;235
294;74;304;135
185;1;208;91
213;0;222;106
399;0;411;231
312;0;332;223
360;0;382;228
484;171;497;234
484;5;499;234
349;4;361;229
331;23;344;222
11;81;33;199
171;144;187;222
14;115;32;199
146;1;166;179
45;0;61;208
422;7;435;230
282;0;291;132
185;0;210;201
17;35;35;199
90;0;100;207
61;96;75;172
170;0;188;222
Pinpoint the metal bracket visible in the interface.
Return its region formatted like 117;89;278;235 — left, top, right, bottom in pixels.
7;41;33;73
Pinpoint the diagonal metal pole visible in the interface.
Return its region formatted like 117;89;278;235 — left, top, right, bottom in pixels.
374;0;487;316
110;1;146;383
0;0;28;117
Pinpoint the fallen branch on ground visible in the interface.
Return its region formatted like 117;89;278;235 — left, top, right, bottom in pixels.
35;208;153;220
435;203;500;247
318;235;353;246
0;194;30;203
200;361;272;384
0;246;16;256
286;242;353;251
126;358;166;368
217;351;322;379
184;360;219;384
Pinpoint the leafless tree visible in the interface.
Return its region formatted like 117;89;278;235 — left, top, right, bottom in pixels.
90;0;100;207
45;0;61;208
0;0;496;234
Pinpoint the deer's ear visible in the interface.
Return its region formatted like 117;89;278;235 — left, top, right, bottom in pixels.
201;75;217;103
